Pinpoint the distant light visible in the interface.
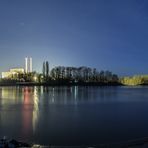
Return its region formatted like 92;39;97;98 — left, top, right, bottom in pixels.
34;76;37;82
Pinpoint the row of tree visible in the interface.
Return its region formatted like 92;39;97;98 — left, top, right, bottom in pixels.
42;62;119;84
0;61;119;85
42;61;49;78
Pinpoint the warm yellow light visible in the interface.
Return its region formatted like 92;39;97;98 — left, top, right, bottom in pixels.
34;76;37;82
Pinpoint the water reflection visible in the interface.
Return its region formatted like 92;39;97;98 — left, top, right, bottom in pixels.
32;86;39;134
22;87;40;135
0;87;23;106
22;87;33;137
1;86;148;107
0;86;148;145
37;86;119;104
18;86;122;138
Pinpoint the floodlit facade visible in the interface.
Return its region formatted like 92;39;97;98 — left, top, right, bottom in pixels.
2;68;25;79
1;57;33;78
2;72;12;79
10;68;25;73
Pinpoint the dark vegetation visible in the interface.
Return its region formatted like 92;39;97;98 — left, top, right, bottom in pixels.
0;61;120;86
2;61;148;86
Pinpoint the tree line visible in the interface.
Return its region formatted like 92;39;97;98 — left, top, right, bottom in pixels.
41;61;119;84
0;61;119;85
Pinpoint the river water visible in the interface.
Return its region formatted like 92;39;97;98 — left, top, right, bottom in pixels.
0;86;148;145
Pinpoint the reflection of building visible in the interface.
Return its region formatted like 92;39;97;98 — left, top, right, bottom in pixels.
25;57;32;73
2;68;25;79
22;87;39;135
22;87;33;136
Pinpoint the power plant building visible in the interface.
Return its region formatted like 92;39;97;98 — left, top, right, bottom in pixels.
2;68;25;79
1;57;33;78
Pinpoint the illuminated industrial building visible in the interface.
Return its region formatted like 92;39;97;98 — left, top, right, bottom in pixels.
1;57;33;78
2;68;25;79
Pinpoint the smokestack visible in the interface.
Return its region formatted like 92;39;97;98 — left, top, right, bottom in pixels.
30;57;32;72
25;57;33;73
25;57;28;73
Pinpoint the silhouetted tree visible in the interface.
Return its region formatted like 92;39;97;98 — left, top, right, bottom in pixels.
46;61;49;77
50;68;56;80
43;62;46;78
100;70;105;82
112;74;118;82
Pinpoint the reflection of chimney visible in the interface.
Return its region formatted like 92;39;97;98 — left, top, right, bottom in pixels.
25;57;28;73
30;57;32;72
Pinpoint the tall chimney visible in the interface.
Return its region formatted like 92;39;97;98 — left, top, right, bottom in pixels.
30;57;32;72
25;57;28;73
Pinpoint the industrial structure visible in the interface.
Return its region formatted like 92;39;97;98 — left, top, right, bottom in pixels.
1;57;33;78
25;57;32;73
2;68;25;79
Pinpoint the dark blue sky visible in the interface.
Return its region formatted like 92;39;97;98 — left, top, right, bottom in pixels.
0;0;148;76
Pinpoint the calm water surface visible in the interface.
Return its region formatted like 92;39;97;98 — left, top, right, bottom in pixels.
0;86;148;145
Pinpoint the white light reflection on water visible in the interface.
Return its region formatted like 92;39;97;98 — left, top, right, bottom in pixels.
74;86;78;100
32;86;39;134
74;86;78;105
52;87;55;103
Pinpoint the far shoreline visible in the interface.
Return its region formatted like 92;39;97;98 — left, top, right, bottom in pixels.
0;82;122;87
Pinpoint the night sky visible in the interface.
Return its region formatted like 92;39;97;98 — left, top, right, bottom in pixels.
0;0;148;76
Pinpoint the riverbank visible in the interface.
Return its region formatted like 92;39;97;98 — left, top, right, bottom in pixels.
0;81;122;86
